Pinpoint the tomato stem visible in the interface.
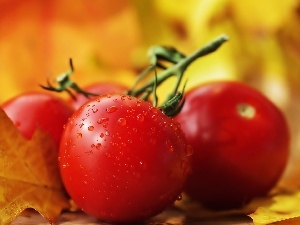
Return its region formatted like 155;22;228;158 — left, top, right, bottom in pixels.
127;34;228;116
40;58;99;100
128;35;228;98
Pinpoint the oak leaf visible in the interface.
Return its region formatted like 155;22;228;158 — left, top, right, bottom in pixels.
0;108;70;225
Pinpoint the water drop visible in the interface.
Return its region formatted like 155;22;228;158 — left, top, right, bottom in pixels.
88;126;94;131
97;117;109;124
152;115;158;121
151;107;158;114
96;143;102;150
105;131;110;136
77;133;83;138
106;106;118;113
85;149;93;155
61;163;69;168
166;140;174;152
176;194;182;201
121;95;126;101
136;114;144;122
92;108;98;113
185;145;193;156
117;118;126;126
100;133;105;138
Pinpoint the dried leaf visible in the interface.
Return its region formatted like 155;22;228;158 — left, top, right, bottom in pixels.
0;108;69;225
249;190;300;225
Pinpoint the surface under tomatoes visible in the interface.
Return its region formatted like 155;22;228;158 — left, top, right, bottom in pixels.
59;93;192;222
174;81;290;209
1;92;74;148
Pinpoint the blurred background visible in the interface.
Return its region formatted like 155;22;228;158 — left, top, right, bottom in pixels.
0;0;300;188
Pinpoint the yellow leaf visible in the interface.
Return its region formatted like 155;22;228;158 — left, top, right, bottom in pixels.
249;191;300;225
0;108;69;225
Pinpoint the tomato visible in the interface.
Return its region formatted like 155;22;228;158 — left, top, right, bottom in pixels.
174;81;290;209
59;93;191;222
2;92;74;148
69;82;127;109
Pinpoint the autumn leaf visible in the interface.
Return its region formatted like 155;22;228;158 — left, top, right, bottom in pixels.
248;190;300;225
0;108;70;225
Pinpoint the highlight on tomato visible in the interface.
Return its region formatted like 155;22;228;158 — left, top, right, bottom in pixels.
174;81;290;209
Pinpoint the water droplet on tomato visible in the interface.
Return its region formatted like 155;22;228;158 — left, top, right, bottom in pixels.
166;140;174;152
176;194;182;201
137;114;144;122
139;161;147;169
152;115;157;121
105;131;110;136
151;107;158;114
91;144;96;148
92;108;98;113
79;123;84;128
85;149;93;155
97;117;109;124
106;106;118;113
185;145;193;156
77;133;83;138
96;143;102;150
88;126;94;131
100;133;105;138
117;118;126;126
62;163;69;168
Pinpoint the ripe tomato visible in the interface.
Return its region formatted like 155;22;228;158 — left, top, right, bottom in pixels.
2;92;74;148
59;93;191;222
69;82;127;109
174;81;290;209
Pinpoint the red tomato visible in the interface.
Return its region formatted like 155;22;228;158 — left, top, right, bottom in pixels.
59;93;192;222
69;82;127;109
2;92;74;148
174;81;290;209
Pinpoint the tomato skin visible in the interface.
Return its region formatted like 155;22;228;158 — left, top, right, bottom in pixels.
69;82;127;109
2;92;74;148
59;93;191;222
174;81;290;209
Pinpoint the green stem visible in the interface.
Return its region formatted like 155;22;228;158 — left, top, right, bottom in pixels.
129;34;228;97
